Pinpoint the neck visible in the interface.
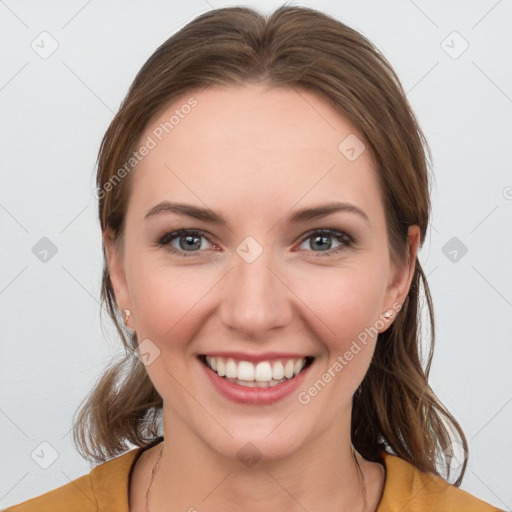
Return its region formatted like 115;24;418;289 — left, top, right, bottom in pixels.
144;409;383;512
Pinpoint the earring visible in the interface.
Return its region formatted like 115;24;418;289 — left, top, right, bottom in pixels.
122;309;131;325
383;309;394;319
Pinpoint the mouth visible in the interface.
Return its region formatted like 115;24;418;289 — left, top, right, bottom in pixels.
198;354;314;388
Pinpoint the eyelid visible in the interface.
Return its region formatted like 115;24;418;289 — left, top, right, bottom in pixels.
295;228;354;254
297;228;352;243
158;228;218;256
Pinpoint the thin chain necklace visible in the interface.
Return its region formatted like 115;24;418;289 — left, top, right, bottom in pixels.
352;445;368;512
145;442;368;512
145;443;164;512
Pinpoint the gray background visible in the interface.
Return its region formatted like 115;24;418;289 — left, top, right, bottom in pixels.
0;0;511;509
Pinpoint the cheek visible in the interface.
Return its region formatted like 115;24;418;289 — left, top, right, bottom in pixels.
291;263;387;396
125;262;217;403
127;257;217;348
295;263;387;343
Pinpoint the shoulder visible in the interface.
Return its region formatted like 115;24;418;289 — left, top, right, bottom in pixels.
2;448;142;512
378;451;503;512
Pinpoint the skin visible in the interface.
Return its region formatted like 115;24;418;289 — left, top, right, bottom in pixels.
105;83;420;512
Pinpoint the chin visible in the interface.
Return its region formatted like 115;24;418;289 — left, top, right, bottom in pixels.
200;423;313;465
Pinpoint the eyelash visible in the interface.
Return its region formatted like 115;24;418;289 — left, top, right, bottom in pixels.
157;228;355;258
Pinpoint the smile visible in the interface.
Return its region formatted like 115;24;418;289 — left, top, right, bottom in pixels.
199;355;314;388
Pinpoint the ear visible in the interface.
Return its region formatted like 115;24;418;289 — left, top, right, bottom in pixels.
103;227;132;317
378;225;421;331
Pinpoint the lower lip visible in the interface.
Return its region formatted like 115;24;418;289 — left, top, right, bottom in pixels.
201;359;311;405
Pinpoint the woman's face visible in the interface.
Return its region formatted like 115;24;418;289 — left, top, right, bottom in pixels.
106;83;419;462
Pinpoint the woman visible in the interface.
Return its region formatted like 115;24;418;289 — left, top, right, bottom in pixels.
5;5;503;512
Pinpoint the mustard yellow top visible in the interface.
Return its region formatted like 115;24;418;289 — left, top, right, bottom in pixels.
4;449;502;511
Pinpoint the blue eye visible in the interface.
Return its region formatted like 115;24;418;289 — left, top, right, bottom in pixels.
158;229;214;256
297;229;354;256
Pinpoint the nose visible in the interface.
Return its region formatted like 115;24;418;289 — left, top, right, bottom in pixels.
218;245;293;339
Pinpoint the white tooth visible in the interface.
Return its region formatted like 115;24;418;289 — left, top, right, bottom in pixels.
236;379;256;387
293;358;305;375
210;357;217;371
226;358;238;378
238;361;255;381
256;380;269;388
254;361;272;382
216;358;226;377
268;379;280;387
284;359;294;378
272;361;284;380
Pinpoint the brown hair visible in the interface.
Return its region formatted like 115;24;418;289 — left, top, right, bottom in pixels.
73;4;468;485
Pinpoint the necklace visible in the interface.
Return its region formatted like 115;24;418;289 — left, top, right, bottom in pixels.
145;443;164;512
145;442;368;512
352;445;368;512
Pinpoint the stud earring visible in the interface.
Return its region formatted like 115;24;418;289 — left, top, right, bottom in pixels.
383;309;394;319
122;309;131;325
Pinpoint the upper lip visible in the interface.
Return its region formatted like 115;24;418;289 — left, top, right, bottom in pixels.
199;351;313;363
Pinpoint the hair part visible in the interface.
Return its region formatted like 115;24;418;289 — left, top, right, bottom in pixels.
73;4;468;485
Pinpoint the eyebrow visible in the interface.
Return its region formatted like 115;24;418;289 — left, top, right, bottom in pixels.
144;201;369;227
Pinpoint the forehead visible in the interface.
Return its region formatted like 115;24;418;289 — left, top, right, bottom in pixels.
129;84;383;223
